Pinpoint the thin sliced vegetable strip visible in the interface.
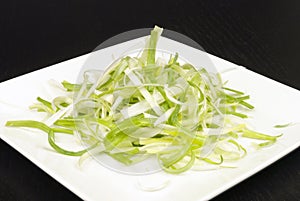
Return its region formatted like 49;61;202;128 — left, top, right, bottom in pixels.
5;26;282;174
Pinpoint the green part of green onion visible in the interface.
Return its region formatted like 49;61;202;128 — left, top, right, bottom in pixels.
274;123;293;128
5;120;95;156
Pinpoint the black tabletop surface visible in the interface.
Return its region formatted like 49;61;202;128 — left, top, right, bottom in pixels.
1;0;299;200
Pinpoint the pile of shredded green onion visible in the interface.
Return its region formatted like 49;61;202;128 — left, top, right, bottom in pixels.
5;26;282;174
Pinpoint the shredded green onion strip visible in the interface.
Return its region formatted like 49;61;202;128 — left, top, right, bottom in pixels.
5;26;282;174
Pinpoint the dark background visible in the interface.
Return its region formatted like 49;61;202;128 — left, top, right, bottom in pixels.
1;0;299;200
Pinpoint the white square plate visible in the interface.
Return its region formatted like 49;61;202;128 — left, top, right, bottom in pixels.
0;37;300;201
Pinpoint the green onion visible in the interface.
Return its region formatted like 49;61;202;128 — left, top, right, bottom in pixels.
274;123;293;128
5;120;97;156
5;26;282;174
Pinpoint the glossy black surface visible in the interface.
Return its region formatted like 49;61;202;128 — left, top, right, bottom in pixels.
1;0;299;200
